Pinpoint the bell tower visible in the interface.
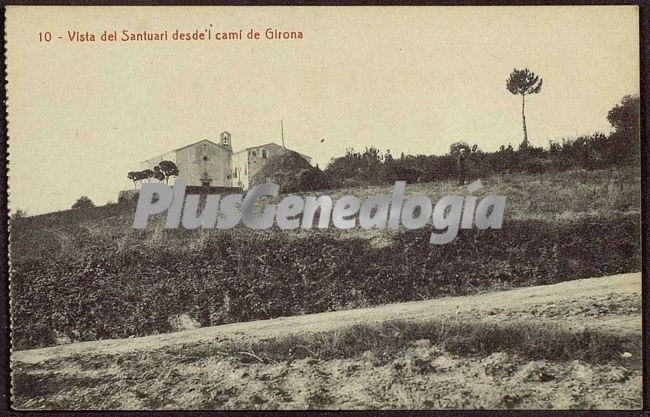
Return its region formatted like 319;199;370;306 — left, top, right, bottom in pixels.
220;131;232;151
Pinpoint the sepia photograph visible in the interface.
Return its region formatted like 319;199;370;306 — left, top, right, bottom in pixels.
5;5;643;410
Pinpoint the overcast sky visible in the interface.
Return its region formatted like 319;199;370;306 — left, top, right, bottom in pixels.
7;6;639;215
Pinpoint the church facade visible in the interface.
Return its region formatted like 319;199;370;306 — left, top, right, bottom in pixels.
140;131;311;190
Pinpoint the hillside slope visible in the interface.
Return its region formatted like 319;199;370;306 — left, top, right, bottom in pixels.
12;272;642;409
13;272;641;363
10;168;642;351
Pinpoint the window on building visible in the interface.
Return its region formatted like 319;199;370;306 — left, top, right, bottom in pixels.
262;149;267;159
252;151;257;157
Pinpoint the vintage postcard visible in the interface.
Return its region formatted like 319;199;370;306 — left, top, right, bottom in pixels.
5;5;642;410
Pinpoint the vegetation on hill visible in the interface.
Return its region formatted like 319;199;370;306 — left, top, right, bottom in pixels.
127;160;179;188
324;95;639;187
506;68;544;149
250;150;336;192
10;168;641;350
71;196;95;210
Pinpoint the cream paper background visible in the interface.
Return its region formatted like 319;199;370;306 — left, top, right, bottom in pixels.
5;6;639;215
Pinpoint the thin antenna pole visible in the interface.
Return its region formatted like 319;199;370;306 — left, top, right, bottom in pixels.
281;119;286;149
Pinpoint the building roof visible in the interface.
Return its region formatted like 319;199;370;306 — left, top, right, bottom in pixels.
141;139;229;164
242;142;283;150
174;139;228;153
234;142;312;161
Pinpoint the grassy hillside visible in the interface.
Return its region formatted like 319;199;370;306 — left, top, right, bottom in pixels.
10;167;642;349
13;273;643;409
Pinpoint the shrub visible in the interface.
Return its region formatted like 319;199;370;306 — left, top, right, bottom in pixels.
11;214;641;350
382;163;420;184
295;167;338;192
71;196;95;209
250;151;337;193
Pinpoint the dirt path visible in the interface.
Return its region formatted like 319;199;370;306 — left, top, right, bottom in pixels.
13;272;641;365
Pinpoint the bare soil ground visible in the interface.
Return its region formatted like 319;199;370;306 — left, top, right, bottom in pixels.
12;272;642;410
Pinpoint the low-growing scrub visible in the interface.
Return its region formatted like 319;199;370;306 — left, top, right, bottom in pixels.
151;317;643;366
11;214;641;350
12;316;642;409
